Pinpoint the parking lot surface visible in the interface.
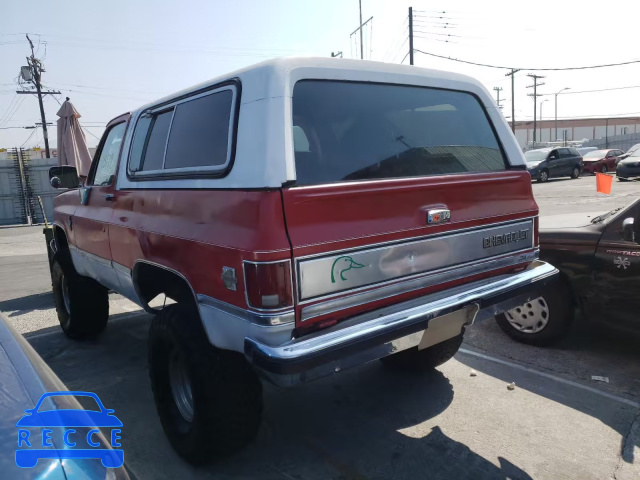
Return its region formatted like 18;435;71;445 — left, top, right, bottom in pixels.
1;175;639;480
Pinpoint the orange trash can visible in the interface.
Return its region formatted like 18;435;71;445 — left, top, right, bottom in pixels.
595;172;613;195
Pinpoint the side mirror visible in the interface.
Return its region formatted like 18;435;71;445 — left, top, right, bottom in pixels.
622;217;635;243
49;166;79;189
549;155;557;160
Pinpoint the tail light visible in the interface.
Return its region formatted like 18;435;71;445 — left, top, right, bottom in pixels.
243;260;293;310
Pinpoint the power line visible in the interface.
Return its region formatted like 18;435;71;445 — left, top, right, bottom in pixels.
81;125;101;140
544;85;640;96
20;127;38;148
413;49;640;71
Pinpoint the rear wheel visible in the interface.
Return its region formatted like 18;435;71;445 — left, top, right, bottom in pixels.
381;334;463;372
148;304;262;464
570;167;580;179
51;256;109;339
495;280;574;346
538;170;549;183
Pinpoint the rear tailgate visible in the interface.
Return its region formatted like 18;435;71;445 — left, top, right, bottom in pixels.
284;79;538;327
283;172;537;326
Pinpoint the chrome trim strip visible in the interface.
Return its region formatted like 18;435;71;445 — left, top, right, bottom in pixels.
242;259;295;313
197;294;294;326
247;260;557;362
294;216;537;262
301;249;539;321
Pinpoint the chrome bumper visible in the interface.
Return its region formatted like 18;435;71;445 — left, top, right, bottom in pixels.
245;260;558;386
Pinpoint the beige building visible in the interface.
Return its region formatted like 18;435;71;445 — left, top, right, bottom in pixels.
513;116;640;148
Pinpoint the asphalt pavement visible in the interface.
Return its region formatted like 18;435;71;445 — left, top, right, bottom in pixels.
1;175;639;480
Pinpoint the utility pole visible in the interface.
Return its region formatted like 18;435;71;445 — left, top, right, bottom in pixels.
409;7;414;65
526;74;545;146
493;87;503;110
17;34;60;159
359;0;364;59
554;87;570;141
505;69;520;134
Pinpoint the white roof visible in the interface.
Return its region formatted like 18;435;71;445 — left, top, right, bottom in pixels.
134;57;489;114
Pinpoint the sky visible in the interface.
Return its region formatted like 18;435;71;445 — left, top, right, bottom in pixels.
1;0;640;149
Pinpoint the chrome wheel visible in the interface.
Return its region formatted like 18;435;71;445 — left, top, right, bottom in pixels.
504;297;549;334
61;274;71;314
601;165;608;173
539;171;549;182
169;349;194;422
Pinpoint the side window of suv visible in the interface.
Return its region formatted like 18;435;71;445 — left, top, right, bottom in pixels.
557;148;571;158
90;122;127;186
549;149;559;159
129;86;235;176
569;148;580;157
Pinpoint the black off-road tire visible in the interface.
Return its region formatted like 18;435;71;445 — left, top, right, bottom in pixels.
495;280;574;346
148;304;263;464
537;170;549;183
51;256;109;339
381;334;463;372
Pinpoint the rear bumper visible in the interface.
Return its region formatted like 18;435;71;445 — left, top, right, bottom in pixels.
245;260;558;386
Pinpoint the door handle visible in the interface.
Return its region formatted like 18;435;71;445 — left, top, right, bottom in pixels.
104;194;115;201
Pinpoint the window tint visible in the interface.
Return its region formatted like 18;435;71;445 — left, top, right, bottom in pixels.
292;81;506;185
549;150;559;158
91;122;126;186
164;90;233;169
569;148;580;156
134;110;173;172
558;148;571;157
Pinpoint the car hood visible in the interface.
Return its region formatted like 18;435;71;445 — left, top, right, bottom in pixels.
582;158;604;163
618;158;640;166
0;316;129;479
539;211;607;230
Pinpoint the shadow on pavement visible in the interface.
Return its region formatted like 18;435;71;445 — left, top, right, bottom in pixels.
0;291;54;316
26;316;534;480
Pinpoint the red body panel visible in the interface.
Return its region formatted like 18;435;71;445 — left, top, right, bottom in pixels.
108;189;291;309
281;171;537;256
73;184;116;260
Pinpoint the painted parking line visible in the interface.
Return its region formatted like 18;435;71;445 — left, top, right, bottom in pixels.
458;347;640;409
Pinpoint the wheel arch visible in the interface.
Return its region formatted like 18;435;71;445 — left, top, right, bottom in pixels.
132;260;200;314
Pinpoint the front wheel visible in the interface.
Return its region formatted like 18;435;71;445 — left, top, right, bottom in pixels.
570;167;580;179
148;304;262;464
381;334;463;372
495;280;574;346
601;165;608;174
51;257;109;339
537;170;549;183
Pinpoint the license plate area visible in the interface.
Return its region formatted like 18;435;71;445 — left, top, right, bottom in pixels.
418;304;479;350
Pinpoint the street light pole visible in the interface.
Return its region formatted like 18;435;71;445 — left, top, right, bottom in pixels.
540;99;549;143
554;87;570;141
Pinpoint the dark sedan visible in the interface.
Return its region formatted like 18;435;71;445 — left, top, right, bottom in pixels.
495;199;640;345
617;146;640;181
581;149;624;174
524;147;583;182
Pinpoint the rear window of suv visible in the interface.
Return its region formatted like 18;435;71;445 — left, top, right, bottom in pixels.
292;80;507;186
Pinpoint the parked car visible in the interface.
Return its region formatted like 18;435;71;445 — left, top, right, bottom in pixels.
581;149;625;174
496;199;640;345
0;313;129;479
619;143;640;160
524;147;583;182
617;146;640;181
577;147;597;156
46;57;557;463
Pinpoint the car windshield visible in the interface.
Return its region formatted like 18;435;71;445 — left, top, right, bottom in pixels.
524;150;548;162
628;147;640;158
291;81;507;185
584;150;606;158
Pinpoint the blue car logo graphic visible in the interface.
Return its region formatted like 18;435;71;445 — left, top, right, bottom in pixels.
16;391;123;469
